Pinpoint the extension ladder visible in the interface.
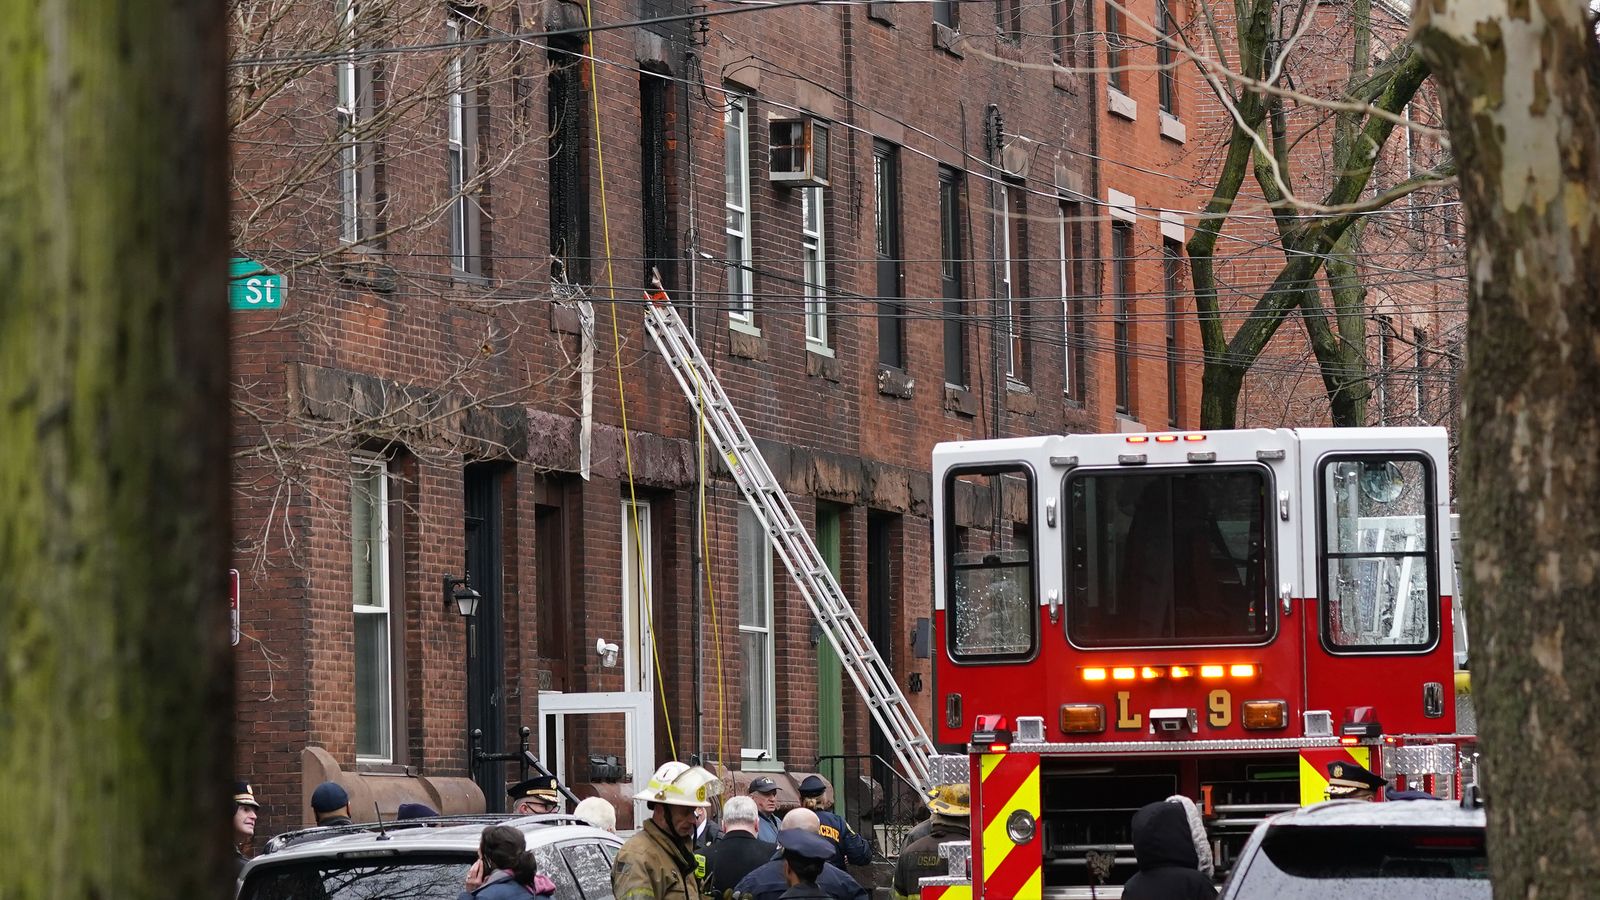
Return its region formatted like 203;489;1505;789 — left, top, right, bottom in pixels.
642;284;939;793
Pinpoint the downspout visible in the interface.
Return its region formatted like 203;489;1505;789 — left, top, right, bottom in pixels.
683;40;706;758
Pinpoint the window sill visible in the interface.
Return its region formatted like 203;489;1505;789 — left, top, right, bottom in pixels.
334;253;398;293
1159;110;1187;144
741;757;786;773
806;340;835;359
807;346;842;382
730;325;765;361
355;762;417;776
877;365;915;399
1115;413;1145;432
1007;381;1038;416
1053;65;1081;93
868;1;896;25
729;318;762;337
945;384;978;417
1107;87;1138;121
450;269;491;288
931;23;964;57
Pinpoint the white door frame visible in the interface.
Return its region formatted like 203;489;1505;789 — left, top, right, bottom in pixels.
538;690;656;826
621;499;655;696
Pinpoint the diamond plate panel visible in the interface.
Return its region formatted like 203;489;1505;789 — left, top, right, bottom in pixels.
1386;744;1458;775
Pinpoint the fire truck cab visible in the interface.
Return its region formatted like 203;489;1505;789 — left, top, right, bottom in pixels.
928;427;1461;897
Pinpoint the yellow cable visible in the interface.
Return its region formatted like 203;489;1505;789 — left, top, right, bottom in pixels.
697;379;728;767
580;0;677;762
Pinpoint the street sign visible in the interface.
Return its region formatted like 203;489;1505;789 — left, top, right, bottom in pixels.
229;257;284;309
229;568;241;647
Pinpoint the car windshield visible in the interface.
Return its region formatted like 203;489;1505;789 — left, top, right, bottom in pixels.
240;853;472;900
1229;826;1490;898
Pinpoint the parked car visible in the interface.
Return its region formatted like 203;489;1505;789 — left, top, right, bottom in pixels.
238;814;623;900
1219;799;1488;899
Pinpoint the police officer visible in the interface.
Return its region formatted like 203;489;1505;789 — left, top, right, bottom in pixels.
509;774;562;815
749;777;782;843
774;829;836;900
796;776;870;868
1325;760;1388;800
232;780;261;870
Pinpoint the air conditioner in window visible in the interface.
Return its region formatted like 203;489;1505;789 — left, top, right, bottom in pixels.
768;116;830;188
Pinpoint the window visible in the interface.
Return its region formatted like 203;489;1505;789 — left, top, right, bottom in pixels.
1051;0;1075;64
803;188;828;349
641;72;674;288
933;0;955;28
1112;222;1133;414
1106;0;1127;92
738;507;776;759
352;454;392;761
1066;468;1274;647
1163;239;1185;426
336;0;378;244
940;168;967;387
944;466;1036;660
1375;316;1393;424
1413;329;1428;419
1229;827;1488;894
446;10;482;275
1060;201;1086;401
874;141;904;368
1156;0;1177;114
999;185;1029;383
1319;456;1438;652
725;94;754;323
998;0;1023;40
549;41;589;282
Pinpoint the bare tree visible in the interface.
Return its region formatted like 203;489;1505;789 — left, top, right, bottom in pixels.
0;0;232;893
1415;0;1600;893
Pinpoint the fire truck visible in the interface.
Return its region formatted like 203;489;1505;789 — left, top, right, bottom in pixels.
923;427;1469;899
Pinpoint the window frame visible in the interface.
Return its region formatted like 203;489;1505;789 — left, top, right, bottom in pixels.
352;452;394;763
1163;239;1185;427
725;94;755;325
548;41;590;283
737;506;777;760
942;463;1040;665
1106;0;1127;93
1059;200;1086;401
1156;0;1177;115
873;140;905;369
803;187;828;349
999;185;1022;381
1315;453;1441;656
940;167;967;388
445;10;483;275
1062;464;1279;650
1112;221;1134;415
336;0;365;245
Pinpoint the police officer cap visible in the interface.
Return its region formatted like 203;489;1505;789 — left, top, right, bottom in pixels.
311;781;349;814
233;780;261;809
778;828;835;861
397;802;439;819
1327;760;1387;791
749;776;779;794
508;774;560;800
797;775;828;796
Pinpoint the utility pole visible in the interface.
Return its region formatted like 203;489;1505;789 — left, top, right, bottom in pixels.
0;0;232;894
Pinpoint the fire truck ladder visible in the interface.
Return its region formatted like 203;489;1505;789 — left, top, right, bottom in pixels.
642;284;939;793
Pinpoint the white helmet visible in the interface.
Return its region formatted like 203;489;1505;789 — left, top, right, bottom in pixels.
632;762;722;808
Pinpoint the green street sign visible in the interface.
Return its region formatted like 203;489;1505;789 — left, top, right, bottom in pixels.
229;257;284;310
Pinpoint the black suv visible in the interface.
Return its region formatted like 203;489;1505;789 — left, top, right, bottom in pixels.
238;814;623;900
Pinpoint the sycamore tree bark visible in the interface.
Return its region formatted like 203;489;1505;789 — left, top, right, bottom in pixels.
1413;0;1600;893
0;0;231;893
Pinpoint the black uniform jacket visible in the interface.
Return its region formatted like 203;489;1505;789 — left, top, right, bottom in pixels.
703;831;777;894
732;858;868;900
892;820;970;899
1120;801;1217;900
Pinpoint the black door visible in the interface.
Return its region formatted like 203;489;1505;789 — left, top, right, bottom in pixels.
465;464;506;809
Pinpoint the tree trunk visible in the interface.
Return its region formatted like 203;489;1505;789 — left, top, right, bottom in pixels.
0;0;232;893
1414;0;1600;894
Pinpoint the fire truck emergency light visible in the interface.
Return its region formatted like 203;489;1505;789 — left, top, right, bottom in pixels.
1059;704;1106;733
1125;434;1208;443
971;714;1012;752
1240;699;1288;729
1079;664;1260;681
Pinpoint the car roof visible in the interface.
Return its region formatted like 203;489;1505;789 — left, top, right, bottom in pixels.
246;814;620;867
1261;799;1486;829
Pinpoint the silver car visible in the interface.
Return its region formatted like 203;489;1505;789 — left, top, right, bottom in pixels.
237;814;622;900
1218;799;1488;899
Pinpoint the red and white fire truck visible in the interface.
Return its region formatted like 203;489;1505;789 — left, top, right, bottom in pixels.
923;427;1470;899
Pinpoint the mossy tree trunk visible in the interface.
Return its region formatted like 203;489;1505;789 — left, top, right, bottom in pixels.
1413;0;1600;894
0;0;232;893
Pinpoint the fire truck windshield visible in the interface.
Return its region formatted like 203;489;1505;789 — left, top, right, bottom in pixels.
1066;467;1272;646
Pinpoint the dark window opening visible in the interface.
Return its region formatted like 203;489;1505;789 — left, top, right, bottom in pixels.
875;141;904;369
1164;239;1185;427
940;167;967;388
1157;0;1177;113
1061;201;1086;401
1106;1;1127;92
1066;468;1273;647
549;42;590;283
1112;222;1133;414
640;71;674;290
1231;827;1488;892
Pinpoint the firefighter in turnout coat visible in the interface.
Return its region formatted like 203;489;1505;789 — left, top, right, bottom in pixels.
614;762;721;900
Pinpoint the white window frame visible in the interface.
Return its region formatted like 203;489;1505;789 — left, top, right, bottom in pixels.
446;13;468;271
725;96;754;325
621;499;654;695
352;452;392;763
1059;208;1073;397
803;187;828;350
999;185;1017;379
337;0;361;244
738;506;777;761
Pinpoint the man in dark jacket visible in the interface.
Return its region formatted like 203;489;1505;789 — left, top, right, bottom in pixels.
733;809;868;900
311;782;353;827
703;796;776;894
1121;801;1216;900
892;784;970;900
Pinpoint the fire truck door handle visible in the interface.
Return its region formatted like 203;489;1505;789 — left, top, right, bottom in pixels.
1278;491;1291;521
1280;583;1293;615
1048;589;1060;624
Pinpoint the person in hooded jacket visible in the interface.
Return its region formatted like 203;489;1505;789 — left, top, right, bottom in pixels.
1120;800;1217;900
458;824;558;899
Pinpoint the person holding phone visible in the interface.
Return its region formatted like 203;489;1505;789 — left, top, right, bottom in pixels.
459;824;548;899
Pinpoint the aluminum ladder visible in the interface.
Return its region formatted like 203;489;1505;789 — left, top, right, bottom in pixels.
641;283;939;793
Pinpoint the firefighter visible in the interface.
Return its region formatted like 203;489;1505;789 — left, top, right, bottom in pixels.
797;775;870;868
891;783;970;900
614;762;720;900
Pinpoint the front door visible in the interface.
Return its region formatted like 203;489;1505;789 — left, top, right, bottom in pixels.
465;464;506;809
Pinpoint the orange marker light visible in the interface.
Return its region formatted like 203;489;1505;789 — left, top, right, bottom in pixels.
1141;667;1164;680
1230;663;1258;678
1126;435;1150;444
1083;668;1108;682
1112;667;1137;681
1200;665;1226;679
1169;665;1194;679
1183;434;1207;442
1155;434;1179;443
